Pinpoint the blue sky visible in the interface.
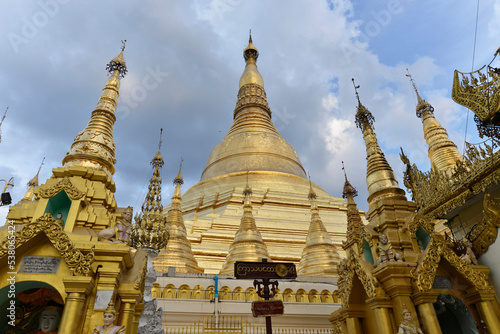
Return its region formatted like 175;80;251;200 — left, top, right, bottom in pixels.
0;0;499;221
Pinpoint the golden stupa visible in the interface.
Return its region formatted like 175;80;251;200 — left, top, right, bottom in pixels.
168;35;349;274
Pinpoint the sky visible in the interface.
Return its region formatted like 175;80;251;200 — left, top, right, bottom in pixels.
1;0;499;222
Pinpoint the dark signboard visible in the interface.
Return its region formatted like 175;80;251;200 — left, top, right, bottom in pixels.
234;261;297;279
252;300;284;317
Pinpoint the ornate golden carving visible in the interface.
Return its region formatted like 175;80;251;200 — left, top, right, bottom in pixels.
412;234;489;292
404;213;435;235
0;213;94;276
467;193;500;255
338;252;379;307
452;48;500;139
38;177;85;200
401;142;500;218
332;318;345;334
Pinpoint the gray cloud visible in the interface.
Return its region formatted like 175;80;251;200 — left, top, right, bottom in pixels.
0;0;497;220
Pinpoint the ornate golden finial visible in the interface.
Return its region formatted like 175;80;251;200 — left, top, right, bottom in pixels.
298;173;340;276
0;106;8;143
243;170;252;196
22;157;45;201
152;128;164;168
406;68;434;118
342;161;358;198
219;168;270;274
352;78;375;131
106;40;128;78
130;134;169;251
153;156;203;274
174;157;184;185
307;172;317;200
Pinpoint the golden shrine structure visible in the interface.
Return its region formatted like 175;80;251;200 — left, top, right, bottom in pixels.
1;34;500;334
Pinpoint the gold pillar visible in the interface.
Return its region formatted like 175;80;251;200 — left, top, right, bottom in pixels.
413;292;441;334
417;303;442;334
367;297;393;333
345;317;362;334
59;276;94;334
477;301;500;334
118;291;139;334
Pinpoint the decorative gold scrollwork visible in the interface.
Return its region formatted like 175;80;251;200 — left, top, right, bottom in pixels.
0;213;94;276
38;177;85;200
412;234;489;292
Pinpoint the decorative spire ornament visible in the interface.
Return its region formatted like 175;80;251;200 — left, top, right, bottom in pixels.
22;157;45;201
62;41;128;177
352;79;405;206
341;163;364;252
219;172;270;275
406;69;462;173
130;129;169;251
153;158;204;273
297;174;340;276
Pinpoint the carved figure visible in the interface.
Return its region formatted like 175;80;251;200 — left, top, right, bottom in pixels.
376;233;402;265
93;301;125;334
461;237;478;265
98;207;133;243
36;306;62;333
398;304;423;334
54;213;64;227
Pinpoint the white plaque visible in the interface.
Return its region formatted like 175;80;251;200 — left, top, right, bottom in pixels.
18;256;61;274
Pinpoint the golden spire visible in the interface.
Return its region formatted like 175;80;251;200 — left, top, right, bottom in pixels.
297;174;340;276
219;174;270;275
239;30;264;89
201;35;307;181
130;129;169;251
153;158;204;273
62;40;128;178
22;157;45;201
341;163;364;252
352;79;405;205
406;69;462;173
0;106;8;143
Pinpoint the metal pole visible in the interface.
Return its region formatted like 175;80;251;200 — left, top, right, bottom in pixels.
214;275;219;328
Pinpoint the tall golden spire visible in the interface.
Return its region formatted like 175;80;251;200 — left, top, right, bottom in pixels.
62;40;128;178
0;107;8;143
130;129;169;251
353;79;405;205
153;159;203;273
219;174;270;275
201;34;306;180
22;157;45;201
341;163;364;253
297;175;340;276
406;69;462;173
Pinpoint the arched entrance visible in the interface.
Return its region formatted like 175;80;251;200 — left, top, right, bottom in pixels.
433;294;479;334
0;282;64;334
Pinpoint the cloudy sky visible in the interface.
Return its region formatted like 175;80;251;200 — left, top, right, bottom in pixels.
1;0;499;221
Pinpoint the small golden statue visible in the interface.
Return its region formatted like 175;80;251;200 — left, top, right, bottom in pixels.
398;304;423;334
461;237;478;265
377;233;402;265
98;207;133;243
93;301;125;334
